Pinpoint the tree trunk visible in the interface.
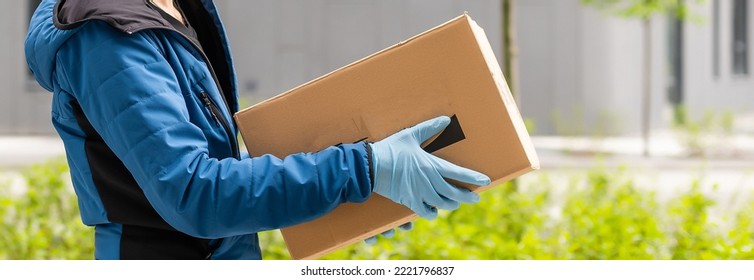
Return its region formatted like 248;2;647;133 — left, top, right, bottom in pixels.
502;0;520;103
641;17;652;157
502;0;521;188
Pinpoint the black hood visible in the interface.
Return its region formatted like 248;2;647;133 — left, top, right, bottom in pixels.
54;0;171;34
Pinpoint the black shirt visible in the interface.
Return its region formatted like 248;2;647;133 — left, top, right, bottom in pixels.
150;0;203;52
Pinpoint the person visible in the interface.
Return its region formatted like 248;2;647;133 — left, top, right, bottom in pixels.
25;0;490;260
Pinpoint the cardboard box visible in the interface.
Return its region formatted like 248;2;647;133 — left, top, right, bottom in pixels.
234;14;539;259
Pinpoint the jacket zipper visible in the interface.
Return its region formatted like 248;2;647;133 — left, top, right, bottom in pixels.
201;92;237;149
200;92;221;126
131;27;240;159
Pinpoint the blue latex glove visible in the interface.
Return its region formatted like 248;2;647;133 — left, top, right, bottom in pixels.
369;116;491;220
364;222;414;245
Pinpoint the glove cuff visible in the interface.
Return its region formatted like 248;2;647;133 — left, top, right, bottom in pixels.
365;141;375;192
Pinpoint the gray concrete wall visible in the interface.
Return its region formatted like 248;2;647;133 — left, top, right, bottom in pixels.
1;0;52;135
517;0;587;135
218;0;503;106
517;0;670;136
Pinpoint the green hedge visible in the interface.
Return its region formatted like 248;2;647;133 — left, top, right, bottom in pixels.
2;159;753;259
0;159;93;259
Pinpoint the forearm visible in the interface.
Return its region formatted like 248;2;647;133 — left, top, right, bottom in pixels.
133;142;372;238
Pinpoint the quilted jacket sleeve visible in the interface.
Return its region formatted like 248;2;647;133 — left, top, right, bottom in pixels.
56;22;372;239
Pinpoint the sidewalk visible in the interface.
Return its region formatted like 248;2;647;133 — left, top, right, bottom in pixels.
533;130;754;170
0;136;66;169
1;132;754;170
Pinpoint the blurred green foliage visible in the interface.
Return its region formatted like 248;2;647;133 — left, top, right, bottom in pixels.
579;0;706;20
2;159;754;260
263;166;754;260
0;158;94;259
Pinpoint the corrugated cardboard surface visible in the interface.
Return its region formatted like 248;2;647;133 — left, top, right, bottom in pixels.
234;14;539;260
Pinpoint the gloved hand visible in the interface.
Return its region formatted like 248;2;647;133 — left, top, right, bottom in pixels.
364;222;414;245
369;116;491;220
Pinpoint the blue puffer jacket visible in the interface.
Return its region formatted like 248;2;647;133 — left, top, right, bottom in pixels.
25;0;372;259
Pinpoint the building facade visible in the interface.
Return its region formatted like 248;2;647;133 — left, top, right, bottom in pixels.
3;0;501;135
4;0;752;136
516;0;754;135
